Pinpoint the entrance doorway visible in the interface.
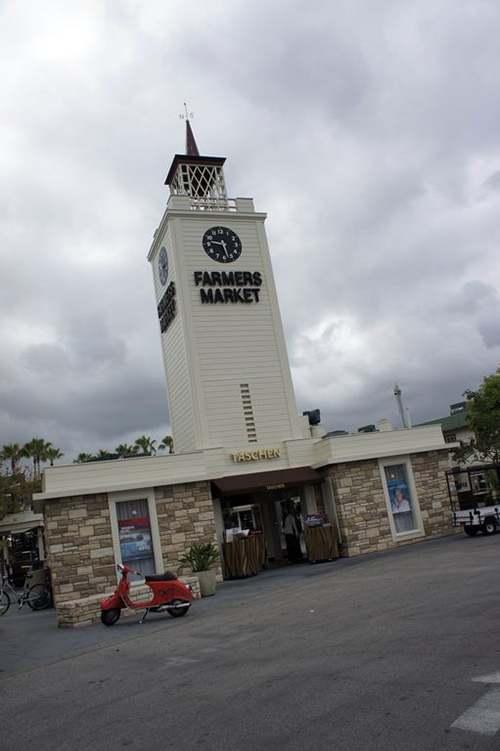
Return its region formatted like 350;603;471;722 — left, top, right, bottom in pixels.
219;485;310;567
277;497;306;563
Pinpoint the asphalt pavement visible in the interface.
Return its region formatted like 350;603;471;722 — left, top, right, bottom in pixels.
2;533;500;750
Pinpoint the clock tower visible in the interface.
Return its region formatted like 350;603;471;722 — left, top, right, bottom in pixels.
148;121;305;453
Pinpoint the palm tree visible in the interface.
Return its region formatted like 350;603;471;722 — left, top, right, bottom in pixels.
159;435;174;454
74;453;94;463
134;436;157;456
95;449;111;459
1;443;24;473
46;447;64;466
115;443;139;456
23;438;51;479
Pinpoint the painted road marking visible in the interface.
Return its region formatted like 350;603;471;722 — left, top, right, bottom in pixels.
452;673;500;736
452;688;500;736
473;672;500;685
165;656;199;665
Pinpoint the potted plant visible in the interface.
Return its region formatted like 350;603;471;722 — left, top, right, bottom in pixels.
180;542;219;597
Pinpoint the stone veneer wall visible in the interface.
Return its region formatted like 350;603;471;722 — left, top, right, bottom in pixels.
324;450;455;557
44;493;115;606
44;480;222;610
155;481;222;580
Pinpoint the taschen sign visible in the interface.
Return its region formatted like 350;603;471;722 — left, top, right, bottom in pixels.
230;448;281;462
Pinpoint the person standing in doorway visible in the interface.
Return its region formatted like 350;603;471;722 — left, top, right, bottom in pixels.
283;505;302;563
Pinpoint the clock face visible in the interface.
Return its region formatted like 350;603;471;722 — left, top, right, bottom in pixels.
158;247;168;285
202;226;242;264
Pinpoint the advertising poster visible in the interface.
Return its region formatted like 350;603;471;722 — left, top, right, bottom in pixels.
387;479;412;514
118;516;153;562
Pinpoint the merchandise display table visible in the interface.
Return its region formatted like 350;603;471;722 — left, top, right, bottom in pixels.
303;524;338;563
222;534;267;578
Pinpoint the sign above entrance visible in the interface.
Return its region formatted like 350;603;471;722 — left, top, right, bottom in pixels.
230;448;281;462
212;466;322;498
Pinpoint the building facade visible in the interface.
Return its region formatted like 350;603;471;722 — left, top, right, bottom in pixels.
417;401;473;446
35;124;456;624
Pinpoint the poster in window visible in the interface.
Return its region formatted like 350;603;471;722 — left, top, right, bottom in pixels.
387;479;412;514
118;516;153;562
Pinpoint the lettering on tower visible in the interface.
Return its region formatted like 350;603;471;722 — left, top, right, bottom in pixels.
193;270;263;304
157;281;177;333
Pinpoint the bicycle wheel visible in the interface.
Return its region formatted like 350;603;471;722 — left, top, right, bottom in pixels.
27;584;51;611
0;590;10;616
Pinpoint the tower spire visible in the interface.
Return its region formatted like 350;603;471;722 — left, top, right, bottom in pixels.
180;102;199;156
186;119;199;156
166;105;227;208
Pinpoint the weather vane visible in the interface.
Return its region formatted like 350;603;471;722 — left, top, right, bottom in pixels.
179;102;194;122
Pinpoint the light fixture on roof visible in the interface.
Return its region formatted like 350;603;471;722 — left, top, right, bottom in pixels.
393;383;410;428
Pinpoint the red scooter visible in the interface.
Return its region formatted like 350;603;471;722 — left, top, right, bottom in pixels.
100;563;194;626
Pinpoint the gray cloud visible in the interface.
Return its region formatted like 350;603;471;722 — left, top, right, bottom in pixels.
1;0;500;461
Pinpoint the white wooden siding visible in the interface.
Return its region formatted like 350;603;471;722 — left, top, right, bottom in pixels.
150;225;198;453
36;426;449;500
177;213;302;449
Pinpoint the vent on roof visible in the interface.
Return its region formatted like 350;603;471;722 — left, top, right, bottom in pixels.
240;384;257;443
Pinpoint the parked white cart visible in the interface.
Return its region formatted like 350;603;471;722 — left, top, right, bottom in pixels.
447;465;500;537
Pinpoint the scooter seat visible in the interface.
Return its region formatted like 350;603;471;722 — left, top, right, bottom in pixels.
145;572;178;582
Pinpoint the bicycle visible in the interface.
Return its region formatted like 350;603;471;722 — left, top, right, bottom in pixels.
0;571;52;615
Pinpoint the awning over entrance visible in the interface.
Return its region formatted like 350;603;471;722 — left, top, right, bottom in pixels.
0;511;44;535
212;466;323;498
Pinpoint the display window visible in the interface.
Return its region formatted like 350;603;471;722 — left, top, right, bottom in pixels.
116;499;155;576
109;490;162;580
470;472;488;495
379;457;424;540
222;502;262;534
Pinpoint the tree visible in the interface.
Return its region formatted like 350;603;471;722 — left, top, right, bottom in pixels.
23;438;52;479
46;447;64;466
159;435;174;454
134;436;157;456
115;444;139;456
0;443;24;474
74;453;94;463
453;367;500;464
95;449;111;459
0;472;41;517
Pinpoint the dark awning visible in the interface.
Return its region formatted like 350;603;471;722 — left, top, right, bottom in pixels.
211;466;322;498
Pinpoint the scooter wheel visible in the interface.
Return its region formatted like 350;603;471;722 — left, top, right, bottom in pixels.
167;600;190;618
101;608;121;626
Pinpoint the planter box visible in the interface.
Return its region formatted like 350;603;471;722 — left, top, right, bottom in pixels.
196;569;217;597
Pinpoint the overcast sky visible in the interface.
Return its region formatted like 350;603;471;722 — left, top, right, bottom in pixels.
1;0;500;463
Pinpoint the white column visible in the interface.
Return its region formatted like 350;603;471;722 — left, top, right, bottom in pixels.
211;496;226;577
260;498;283;561
212;497;224;544
37;526;45;561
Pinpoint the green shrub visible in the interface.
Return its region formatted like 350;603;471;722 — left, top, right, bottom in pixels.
180;542;219;572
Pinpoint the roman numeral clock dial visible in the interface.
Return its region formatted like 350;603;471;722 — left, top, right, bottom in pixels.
202;226;242;263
